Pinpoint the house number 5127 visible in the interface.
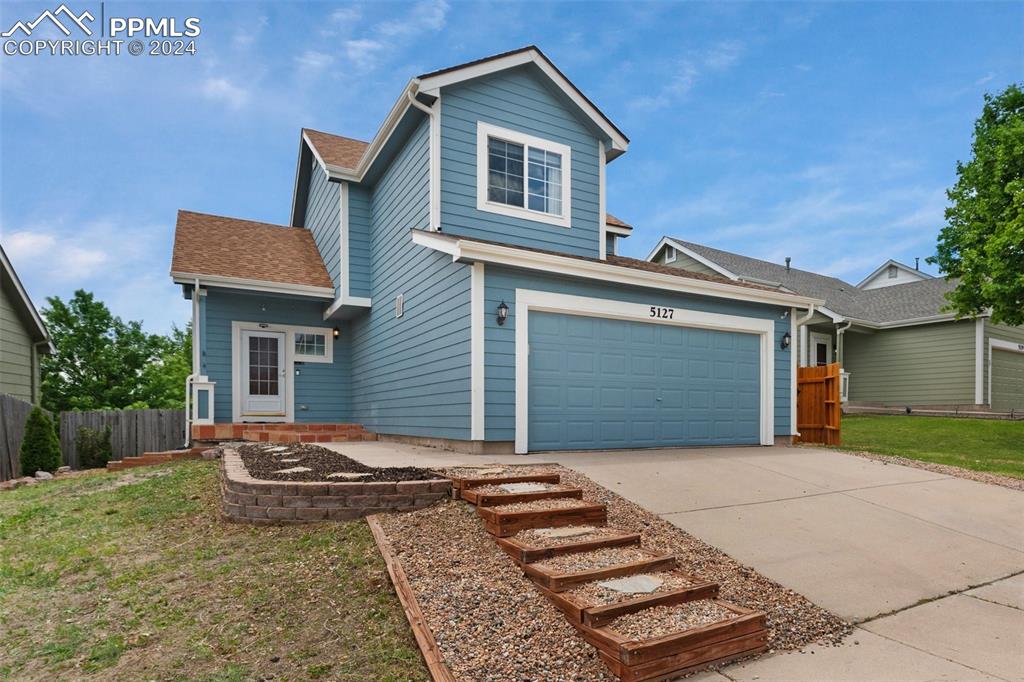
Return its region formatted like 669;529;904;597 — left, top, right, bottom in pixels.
649;306;674;319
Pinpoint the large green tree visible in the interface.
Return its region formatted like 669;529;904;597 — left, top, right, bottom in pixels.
931;83;1024;326
40;290;190;413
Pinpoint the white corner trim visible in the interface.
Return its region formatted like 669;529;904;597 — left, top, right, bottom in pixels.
339;181;349;299
475;121;572;229
171;272;335;299
598;140;607;260
430;95;442;230
513;289;775;454
410;230;823;309
417;48;628;156
975;318;985;404
470;262;485;440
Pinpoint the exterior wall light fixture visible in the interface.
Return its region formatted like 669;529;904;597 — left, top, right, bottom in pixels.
496;301;509;326
332;327;340;338
781;331;791;350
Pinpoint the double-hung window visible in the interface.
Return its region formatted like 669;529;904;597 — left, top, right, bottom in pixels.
477;122;572;228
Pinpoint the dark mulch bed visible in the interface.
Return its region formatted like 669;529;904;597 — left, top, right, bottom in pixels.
237;442;444;482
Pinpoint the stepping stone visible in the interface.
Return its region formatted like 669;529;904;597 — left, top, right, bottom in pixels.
267;446;289;452
498;482;549;493
597;574;664;594
280;458;301;463
534;525;597;539
274;466;311;474
326;472;372;479
476;467;506;475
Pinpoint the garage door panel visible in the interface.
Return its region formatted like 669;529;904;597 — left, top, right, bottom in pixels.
528;312;761;450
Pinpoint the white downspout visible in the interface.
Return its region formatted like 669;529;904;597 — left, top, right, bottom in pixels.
792;304;816;440
835;319;852;367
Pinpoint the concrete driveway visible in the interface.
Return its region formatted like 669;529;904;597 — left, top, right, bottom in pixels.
330;442;1024;681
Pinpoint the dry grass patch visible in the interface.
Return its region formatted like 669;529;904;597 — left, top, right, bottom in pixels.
0;460;427;681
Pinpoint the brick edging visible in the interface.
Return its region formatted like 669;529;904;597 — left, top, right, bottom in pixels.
219;448;451;525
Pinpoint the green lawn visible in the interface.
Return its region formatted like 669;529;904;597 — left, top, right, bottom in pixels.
840;414;1024;478
0;461;428;681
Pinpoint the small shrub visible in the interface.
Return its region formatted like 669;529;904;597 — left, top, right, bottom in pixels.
75;425;113;469
20;407;61;476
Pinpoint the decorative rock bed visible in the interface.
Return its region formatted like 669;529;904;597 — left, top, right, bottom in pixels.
218;445;451;524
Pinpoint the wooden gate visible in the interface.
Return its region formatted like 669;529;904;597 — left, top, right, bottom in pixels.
796;363;841;446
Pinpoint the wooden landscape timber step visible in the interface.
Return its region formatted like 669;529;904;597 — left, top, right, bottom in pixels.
535;573;721;628
448;471;562;499
476;501;608;537
496;529;642;564
461;485;584;507
584;601;768;682
240;430;376;444
522;548;676;592
106;447;205;471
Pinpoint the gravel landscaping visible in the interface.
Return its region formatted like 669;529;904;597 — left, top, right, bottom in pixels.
490;497;595;513
567;571;695;608
444;465;561;479
237;442;444;482
469;482;576;496
376;501;614;681
610;601;736;640
533;546;655;574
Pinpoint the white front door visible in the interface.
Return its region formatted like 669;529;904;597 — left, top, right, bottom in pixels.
241;330;286;416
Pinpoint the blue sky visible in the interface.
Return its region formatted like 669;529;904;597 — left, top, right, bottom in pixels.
1;1;1020;334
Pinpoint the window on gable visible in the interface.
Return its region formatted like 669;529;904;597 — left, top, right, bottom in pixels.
665;246;677;263
887;264;898;279
477;122;571;228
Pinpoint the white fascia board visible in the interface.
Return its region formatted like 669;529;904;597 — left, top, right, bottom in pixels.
855;259;933;288
842;312;963;330
605;224;632;236
322;295;373;320
417;48;628;157
172;272;336;299
0;246;52;346
410;231;822;309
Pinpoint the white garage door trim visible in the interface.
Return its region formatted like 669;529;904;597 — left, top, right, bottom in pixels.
514;289;775;454
988;337;1024;406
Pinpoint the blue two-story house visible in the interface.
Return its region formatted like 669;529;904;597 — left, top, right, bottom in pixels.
171;47;820;454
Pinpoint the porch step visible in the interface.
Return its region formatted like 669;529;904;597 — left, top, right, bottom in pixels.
106;447;205;471
240;430;377;444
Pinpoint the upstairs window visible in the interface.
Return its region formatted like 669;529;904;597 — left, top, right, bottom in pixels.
477;122;571;228
665;245;677;263
887;264;898;279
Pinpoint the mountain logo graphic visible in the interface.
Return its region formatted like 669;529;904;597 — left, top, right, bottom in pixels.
2;4;95;37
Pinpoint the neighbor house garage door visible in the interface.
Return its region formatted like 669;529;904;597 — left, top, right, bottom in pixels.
527;312;761;451
991;348;1024;412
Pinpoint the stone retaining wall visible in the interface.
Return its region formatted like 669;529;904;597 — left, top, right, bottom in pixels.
219;448;451;524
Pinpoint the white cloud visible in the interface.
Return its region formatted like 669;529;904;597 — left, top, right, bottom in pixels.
344;38;386;70
233;15;268;48
201;77;250;110
376;0;449;37
629;41;745;112
975;73;995;86
330;6;362;25
295;50;335;71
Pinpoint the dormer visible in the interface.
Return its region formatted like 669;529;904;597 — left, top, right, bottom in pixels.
856;259;932;290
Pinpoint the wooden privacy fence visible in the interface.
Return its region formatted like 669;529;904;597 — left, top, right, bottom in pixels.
0;394;48;481
796;362;842;446
60;409;186;468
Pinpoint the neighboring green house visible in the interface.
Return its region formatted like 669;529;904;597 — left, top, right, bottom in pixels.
649;238;1024;413
0;245;54;403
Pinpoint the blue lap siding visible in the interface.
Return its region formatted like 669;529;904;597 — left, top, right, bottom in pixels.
347;116;473;440
482;266;792;442
348;184;373;298
202;289;350;423
439;66;602;258
305;160;341;297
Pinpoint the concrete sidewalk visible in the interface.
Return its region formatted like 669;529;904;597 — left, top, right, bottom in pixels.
328;442;1024;680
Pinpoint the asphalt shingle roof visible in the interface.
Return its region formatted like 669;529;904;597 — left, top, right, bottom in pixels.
171;210;334;290
670;239;956;324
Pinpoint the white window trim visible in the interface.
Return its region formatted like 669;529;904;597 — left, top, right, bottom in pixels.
231;321;334;423
476;121;572;228
988;337;1024;406
292;325;334;363
513;289;775;453
665;245;677;263
809;331;833;366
